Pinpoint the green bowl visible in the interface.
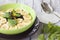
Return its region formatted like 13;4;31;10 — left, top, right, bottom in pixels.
0;4;36;35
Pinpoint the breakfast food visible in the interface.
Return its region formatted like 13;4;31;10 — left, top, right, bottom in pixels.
0;9;32;30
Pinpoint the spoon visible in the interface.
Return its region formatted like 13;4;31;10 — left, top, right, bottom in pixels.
41;2;60;40
41;2;60;18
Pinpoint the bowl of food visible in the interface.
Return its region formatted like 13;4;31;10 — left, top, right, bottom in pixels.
0;4;36;35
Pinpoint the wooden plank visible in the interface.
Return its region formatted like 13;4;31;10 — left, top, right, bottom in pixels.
0;0;16;5
19;37;30;40
0;37;30;40
51;0;60;13
23;0;33;8
7;0;16;3
17;0;24;4
0;0;7;5
31;22;43;40
51;0;60;26
18;0;33;7
43;0;50;4
33;0;42;17
31;0;43;40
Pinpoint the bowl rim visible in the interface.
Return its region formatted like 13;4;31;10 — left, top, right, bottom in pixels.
0;3;36;34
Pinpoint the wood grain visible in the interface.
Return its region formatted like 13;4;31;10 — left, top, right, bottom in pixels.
0;0;16;5
18;0;33;7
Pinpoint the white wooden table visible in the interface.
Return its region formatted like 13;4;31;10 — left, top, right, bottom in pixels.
0;0;60;40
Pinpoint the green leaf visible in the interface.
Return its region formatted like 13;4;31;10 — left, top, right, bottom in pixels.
43;24;49;33
48;32;60;40
12;10;16;16
8;19;17;26
15;13;21;17
12;10;21;17
48;22;53;29
38;34;45;40
42;22;60;40
43;22;54;33
48;24;60;37
3;12;11;18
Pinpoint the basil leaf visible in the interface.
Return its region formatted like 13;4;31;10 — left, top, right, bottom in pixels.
15;13;21;17
3;12;11;18
12;10;16;16
12;10;22;17
8;19;17;26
